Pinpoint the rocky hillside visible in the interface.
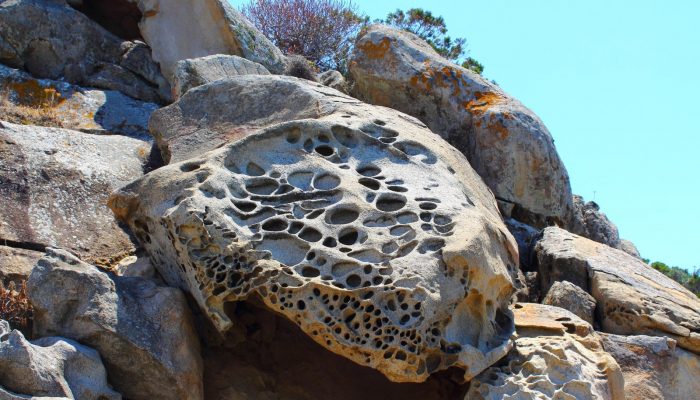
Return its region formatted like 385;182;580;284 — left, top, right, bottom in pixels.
0;1;698;399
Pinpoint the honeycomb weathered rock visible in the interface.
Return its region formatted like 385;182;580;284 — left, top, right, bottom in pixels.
111;112;519;382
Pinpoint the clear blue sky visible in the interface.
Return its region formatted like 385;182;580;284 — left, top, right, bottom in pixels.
231;1;699;268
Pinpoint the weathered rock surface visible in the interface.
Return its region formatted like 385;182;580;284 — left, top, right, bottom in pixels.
133;0;286;81
27;248;203;400
466;303;625;400
111;97;520;382
0;320;120;400
319;69;348;93
0;122;150;266
172;54;270;99
569;195;621;249
600;333;700;400
618;238;641;259
1;64;158;139
0;245;42;286
0;0;168;103
542;280;596;325
535;227;700;353
350;25;573;227
504;218;539;271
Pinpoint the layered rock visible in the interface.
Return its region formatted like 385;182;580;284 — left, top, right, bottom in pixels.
172;54;270;98
466;303;625;400
132;0;286;81
0;320;120;399
111;88;520;382
600;333;700;400
350;25;573;227
1;64;158;139
0;122;150;266
27;248;203;400
542;280;596;325
0;0;168;103
535;227;700;353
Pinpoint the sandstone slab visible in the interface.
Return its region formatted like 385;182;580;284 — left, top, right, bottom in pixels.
535;227;700;354
172;54;270;99
112;100;519;382
466;303;624;400
0;245;42;287
542;280;596;325
27;248;203;400
0;122;150;266
350;25;573;227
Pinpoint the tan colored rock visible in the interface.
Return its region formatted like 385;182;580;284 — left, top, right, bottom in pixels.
350;25;573;227
172;54;270;98
600;333;700;400
0;122;150;267
133;0;286;81
111;101;520;382
319;69;348;93
542;280;596;325
0;245;42;286
535;227;700;354
466;303;625;400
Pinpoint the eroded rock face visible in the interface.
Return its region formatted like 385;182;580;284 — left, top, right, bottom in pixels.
535;227;700;354
600;333;700;400
1;64;158;139
27;248;203;400
542;280;596;325
466;303;625;400
350;25;573;227
111;110;519;382
569;195;621;249
0;320;120;400
133;0;286;81
0;122;150;266
0;0;168;103
0;245;41;286
172;54;270;98
319;70;348;93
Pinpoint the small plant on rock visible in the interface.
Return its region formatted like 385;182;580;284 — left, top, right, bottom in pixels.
0;281;33;337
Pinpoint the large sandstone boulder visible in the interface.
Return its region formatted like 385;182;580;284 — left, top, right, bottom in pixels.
0;0;168;103
111;93;520;382
172;54;270;99
535;227;700;354
132;0;286;81
0;320;120;399
27;248;203;400
542;280;596;325
0;122;150;267
600;333;700;400
466;303;625;400
1;64;157;139
350;25;573;227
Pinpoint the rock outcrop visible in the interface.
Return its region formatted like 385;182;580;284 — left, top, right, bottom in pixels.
27;248;203;400
569;195;621;249
0;245;41;286
1;64;158;139
0;122;151;266
535;227;700;353
111;85;520;382
133;0;286;81
600;333;700;400
542;280;596;325
172;54;270;98
0;0;168;103
319;69;348;93
350;25;573;227
466;303;625;400
0;320;120;400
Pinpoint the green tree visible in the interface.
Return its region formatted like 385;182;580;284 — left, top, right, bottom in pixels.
382;8;484;75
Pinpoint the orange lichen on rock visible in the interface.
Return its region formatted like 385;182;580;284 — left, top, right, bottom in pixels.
7;79;64;108
357;37;391;59
463;91;503;115
410;64;466;96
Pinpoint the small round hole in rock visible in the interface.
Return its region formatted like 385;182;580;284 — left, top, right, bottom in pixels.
314;145;334;156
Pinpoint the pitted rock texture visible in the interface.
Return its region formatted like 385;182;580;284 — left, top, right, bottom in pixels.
111;114;519;383
466;303;625;400
133;0;286;82
173;54;270;98
0;122;150;266
0;320;121;400
0;0;168;103
535;227;700;354
350;25;573;227
1;64;158;139
27;248;203;400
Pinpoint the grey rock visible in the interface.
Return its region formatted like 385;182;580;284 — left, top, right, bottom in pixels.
0;0;166;103
27;248;203;400
504;218;539;270
0;122;150;267
542;280;596;325
618;238;641;259
535;227;700;354
568;195;621;248
318;70;348;93
172;54;270;99
0;320;120;399
350;25;573;227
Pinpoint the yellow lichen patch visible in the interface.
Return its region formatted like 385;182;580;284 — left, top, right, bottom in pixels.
357;37;391;59
7;80;64;108
488;119;510;140
463;91;503;115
